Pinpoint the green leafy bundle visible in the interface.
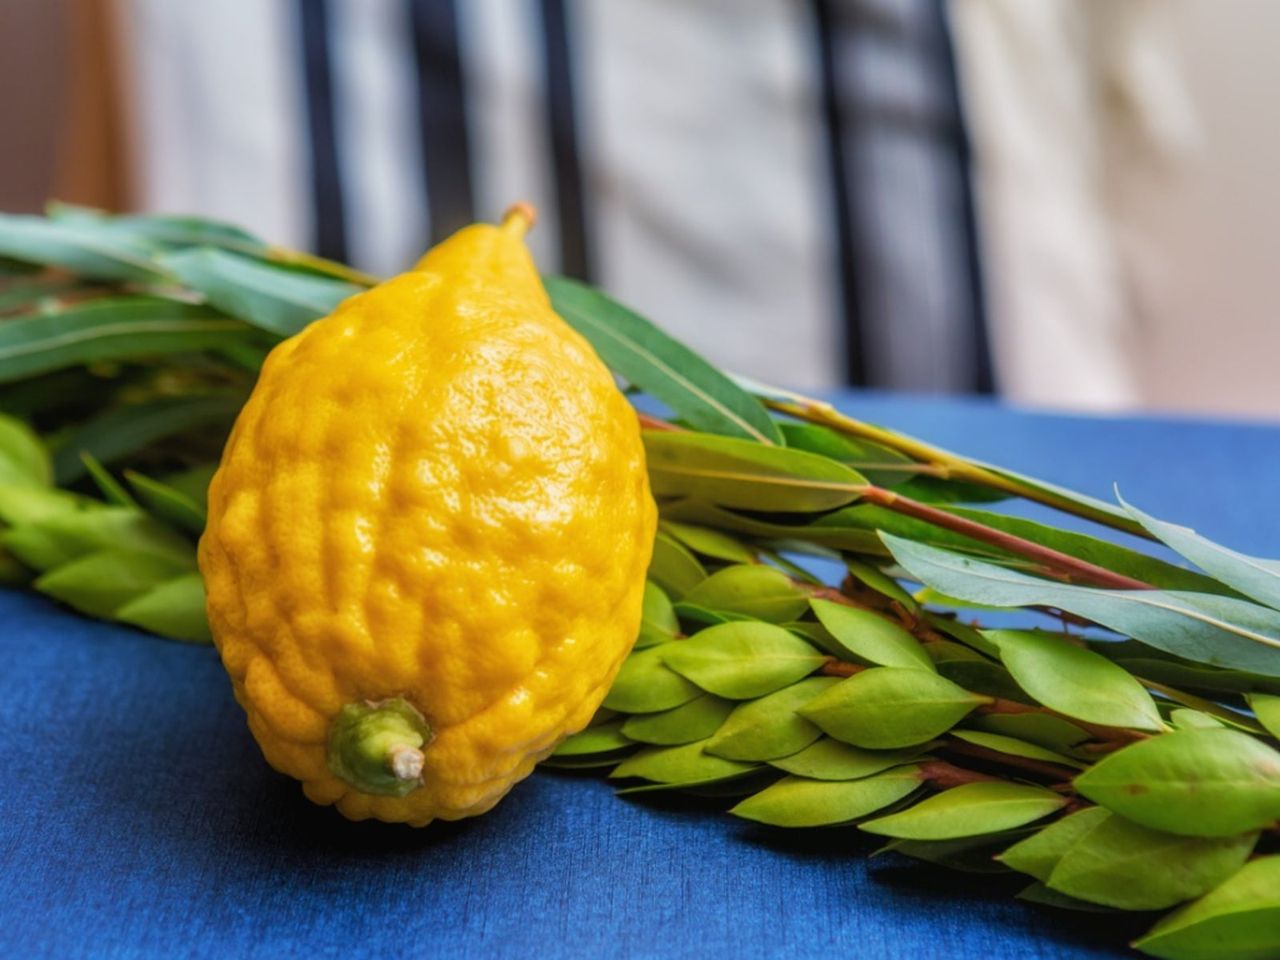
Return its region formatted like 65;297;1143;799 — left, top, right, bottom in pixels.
3;207;1280;959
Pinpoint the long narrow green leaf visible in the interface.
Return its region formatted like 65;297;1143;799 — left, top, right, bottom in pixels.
0;213;167;282
0;297;256;384
48;206;378;285
1121;494;1280;613
114;572;212;644
49;204;267;252
52;394;244;483
644;431;866;513
948;506;1234;596
0;415;51;486
159;248;360;336
883;534;1280;677
734;374;1144;533
544;275;783;444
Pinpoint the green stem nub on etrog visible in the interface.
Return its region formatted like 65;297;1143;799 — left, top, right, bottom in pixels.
327;697;431;797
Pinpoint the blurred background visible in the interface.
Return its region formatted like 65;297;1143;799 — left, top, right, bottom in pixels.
2;0;1276;420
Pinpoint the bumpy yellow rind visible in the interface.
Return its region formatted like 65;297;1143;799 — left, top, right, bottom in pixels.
198;213;656;825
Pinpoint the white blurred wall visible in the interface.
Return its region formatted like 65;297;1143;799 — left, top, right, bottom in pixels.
953;0;1280;420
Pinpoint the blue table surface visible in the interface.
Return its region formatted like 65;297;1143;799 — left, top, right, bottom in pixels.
4;392;1279;960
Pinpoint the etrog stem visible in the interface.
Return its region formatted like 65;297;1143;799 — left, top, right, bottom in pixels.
327;698;432;797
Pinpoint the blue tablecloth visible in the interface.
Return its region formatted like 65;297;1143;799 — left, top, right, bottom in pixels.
4;392;1279;959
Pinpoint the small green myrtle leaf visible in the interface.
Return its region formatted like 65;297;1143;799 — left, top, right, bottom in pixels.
642;431;866;513
1135;855;1280;960
635;581;679;648
779;620;841;654
756;549;825;586
640;583;680;634
1151;688;1265;735
769;739;926;781
1016;882;1119;913
999;806;1112;881
799;667;988;749
2;506;196;572
602;646;703;713
924;641;987;665
621;694;735;745
647;531;707;599
730;766;922;827
610;740;758;784
670;602;744;627
776;421;917;488
662;621;827;699
79;453;136;507
0;415;51;486
1073;728;1280;837
35;548;192;619
1046;812;1257;911
683;564;810;623
1247;694;1280;739
124;470;207;536
553;720;633;757
705;677;838;761
935;658;1029;703
540;754;629;770
844;558;919;612
950;729;1086;770
914;587;1010;612
986;629;1165;731
1170;709;1225;731
970;712;1090;752
883;828;1038;874
659;521;755;564
0;483;89;526
679;771;778;798
921;612;1000;658
809;599;934;672
113;573;212;643
859;781;1067;840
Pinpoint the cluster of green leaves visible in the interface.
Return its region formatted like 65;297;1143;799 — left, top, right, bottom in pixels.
0;206;371;631
3;209;1280;958
541;278;1280;958
554;555;1280;959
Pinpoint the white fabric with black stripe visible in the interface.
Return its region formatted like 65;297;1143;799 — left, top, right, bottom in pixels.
116;0;988;393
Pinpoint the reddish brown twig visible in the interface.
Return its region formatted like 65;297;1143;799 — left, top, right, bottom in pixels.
917;760;1000;789
940;739;1081;783
857;485;1152;592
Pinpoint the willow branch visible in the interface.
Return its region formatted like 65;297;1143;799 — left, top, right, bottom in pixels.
761;397;1151;540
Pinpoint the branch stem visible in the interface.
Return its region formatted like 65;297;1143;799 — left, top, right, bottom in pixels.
761;397;1151;539
858;484;1152;591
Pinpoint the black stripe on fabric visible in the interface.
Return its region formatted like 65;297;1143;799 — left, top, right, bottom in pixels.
809;0;866;386
407;0;476;244
936;0;994;394
538;0;592;281
296;0;349;262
